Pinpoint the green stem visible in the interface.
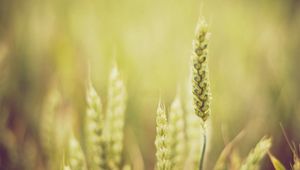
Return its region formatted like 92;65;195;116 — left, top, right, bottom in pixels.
199;128;206;170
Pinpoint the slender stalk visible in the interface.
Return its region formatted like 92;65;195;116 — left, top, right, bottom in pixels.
199;128;206;170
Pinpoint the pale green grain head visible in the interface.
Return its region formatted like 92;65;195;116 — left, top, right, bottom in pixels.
104;64;127;169
84;79;105;170
168;93;186;169
155;100;170;170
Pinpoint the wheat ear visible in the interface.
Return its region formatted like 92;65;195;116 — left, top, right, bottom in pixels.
104;65;127;169
68;135;87;170
240;137;272;170
84;79;105;170
192;18;211;122
191;18;211;170
155;100;170;170
168;93;186;169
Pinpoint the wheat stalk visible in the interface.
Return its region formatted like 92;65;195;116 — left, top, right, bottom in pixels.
155;100;170;170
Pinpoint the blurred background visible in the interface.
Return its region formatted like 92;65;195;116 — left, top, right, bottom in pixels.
1;0;300;169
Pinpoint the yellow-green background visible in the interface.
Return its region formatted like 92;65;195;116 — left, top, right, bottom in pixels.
1;0;300;169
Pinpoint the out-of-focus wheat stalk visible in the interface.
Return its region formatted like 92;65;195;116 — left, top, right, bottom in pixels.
155;100;170;170
84;79;105;170
104;65;127;169
168;93;186;169
240;137;272;170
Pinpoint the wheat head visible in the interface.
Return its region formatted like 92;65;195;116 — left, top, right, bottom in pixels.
192;18;211;122
168;93;186;169
104;65;127;169
240;137;272;170
84;79;105;170
155;100;170;170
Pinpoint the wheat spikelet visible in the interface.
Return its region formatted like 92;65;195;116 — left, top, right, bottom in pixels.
155;100;170;170
192;18;211;122
84;79;105;170
168;93;186;169
104;65;127;169
240;137;272;170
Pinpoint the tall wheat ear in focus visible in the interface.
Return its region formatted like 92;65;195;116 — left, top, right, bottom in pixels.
191;17;212;170
191;18;211;123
